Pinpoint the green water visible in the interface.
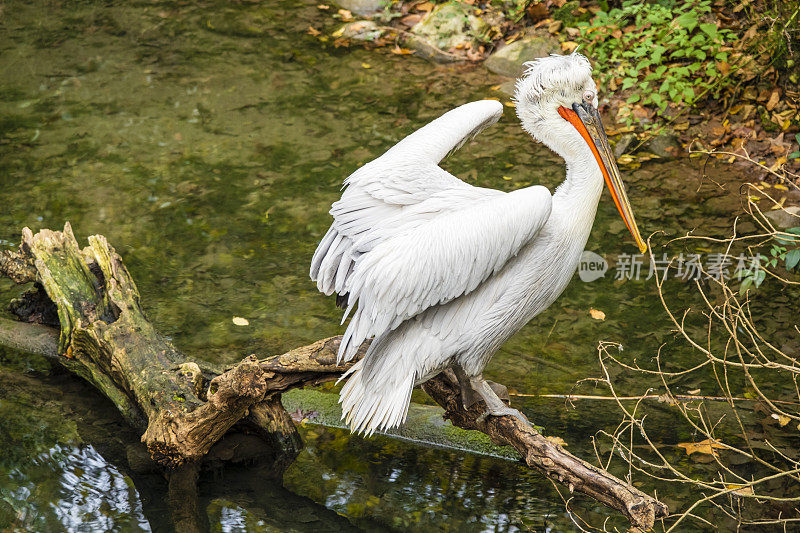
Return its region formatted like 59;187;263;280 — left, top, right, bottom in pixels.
1;0;797;531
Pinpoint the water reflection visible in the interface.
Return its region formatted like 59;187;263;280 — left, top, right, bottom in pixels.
4;443;149;532
284;426;617;532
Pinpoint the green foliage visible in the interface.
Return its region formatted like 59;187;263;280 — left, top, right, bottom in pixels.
551;0;593;26
577;0;733;122
493;0;530;23
738;227;800;294
789;133;800;160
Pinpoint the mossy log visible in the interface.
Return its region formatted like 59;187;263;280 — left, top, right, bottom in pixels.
0;224;668;530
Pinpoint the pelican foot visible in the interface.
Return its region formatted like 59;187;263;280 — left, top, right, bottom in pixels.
485;380;510;404
476;406;529;425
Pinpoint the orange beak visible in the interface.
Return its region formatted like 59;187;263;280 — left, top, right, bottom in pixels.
558;104;647;254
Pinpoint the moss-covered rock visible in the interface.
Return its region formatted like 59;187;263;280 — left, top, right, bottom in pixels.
409;2;488;54
484;34;559;78
335;0;385;16
336;20;384;41
643;132;682;159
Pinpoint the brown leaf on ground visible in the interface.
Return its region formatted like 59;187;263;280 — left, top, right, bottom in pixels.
400;14;422;27
769;133;789;155
526;3;549;22
631;105;651;119
413;1;434;12
548;20;563;34
766;89;781;111
391;46;414;55
743;23;759;40
561;41;578;52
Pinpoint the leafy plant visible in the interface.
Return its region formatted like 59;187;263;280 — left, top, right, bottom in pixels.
789;133;800;160
737;227;800;294
577;0;733;124
771;227;800;269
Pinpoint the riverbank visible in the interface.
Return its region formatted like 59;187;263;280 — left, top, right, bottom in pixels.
312;0;800;183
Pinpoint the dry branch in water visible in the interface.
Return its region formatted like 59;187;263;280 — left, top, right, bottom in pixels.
582;173;800;530
0;224;668;530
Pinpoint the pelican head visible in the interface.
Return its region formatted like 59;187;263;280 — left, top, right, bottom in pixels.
514;53;646;253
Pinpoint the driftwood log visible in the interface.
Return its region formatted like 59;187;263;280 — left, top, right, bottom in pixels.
0;224;668;530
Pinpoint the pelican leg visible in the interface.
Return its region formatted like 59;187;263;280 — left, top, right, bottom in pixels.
470;375;528;425
452;363;480;409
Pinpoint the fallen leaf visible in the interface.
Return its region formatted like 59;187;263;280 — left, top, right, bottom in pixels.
526;3;549;22
688;388;701;395
546;435;567;447
560;41;578;53
589;308;606;320
390;46;414;55
399;14;422;27
337;8;354;21
316;3;330;8
361;62;372;69
725;484;754;496
771;413;791;426
605;125;635;136
232;316;250;326
766;89;781;111
677;438;726;456
307;26;321;36
548;20;563;34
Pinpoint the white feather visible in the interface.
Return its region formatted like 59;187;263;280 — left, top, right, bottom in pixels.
313;54;614;435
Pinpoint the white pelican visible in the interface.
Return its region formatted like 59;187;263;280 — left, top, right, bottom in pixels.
310;53;646;435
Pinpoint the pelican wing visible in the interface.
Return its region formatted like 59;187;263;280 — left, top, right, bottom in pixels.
309;100;552;362
311;100;505;297
339;186;551;361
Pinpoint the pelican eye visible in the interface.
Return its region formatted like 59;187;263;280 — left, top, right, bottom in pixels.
582;90;595;105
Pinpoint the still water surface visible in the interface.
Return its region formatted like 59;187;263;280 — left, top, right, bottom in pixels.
0;0;780;531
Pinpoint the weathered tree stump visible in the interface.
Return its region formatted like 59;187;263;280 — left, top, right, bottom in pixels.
0;224;668;530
